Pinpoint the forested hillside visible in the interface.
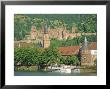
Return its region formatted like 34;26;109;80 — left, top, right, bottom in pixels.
14;14;97;40
50;35;96;47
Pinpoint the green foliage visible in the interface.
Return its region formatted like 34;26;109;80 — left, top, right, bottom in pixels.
14;47;80;68
50;35;96;47
14;15;31;40
59;55;79;65
14;47;61;66
14;47;44;66
14;14;97;40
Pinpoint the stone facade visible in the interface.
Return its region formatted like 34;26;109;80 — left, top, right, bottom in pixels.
25;25;96;45
43;33;50;48
48;28;96;40
80;37;97;66
80;49;94;66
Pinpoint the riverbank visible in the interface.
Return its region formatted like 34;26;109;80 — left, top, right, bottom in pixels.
14;66;38;71
14;65;97;73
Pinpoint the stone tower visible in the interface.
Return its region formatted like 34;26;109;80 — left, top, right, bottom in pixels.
30;25;37;40
80;37;92;66
42;24;50;48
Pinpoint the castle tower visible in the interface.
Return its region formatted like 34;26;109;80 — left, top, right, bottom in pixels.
80;37;92;66
42;24;50;48
72;23;78;33
30;25;37;40
58;28;63;40
62;29;67;39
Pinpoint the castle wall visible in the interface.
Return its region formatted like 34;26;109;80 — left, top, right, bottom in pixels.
43;34;50;48
48;29;96;40
80;49;96;66
26;27;96;42
81;53;93;66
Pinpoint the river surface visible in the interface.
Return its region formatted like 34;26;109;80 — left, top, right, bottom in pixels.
14;71;96;76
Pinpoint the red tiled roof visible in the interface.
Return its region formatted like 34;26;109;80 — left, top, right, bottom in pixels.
58;46;80;56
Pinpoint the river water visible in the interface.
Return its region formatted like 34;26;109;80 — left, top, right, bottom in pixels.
14;71;96;76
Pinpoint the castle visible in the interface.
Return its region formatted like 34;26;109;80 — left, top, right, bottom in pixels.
14;25;97;66
24;25;96;46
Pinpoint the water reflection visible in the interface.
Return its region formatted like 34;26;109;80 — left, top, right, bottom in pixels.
14;71;96;76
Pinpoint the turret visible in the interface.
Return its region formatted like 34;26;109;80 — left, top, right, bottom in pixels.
80;36;92;66
42;24;50;48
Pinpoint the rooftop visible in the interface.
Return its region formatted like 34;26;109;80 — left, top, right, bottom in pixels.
58;46;80;56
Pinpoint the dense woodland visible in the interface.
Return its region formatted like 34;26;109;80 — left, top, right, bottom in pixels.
14;14;97;40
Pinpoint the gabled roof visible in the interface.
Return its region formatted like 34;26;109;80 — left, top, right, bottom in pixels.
58;46;80;56
58;42;97;56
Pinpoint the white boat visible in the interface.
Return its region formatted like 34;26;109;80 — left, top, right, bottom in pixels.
60;68;71;73
48;65;78;73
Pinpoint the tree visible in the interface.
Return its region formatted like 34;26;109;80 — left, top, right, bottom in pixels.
42;47;61;66
14;47;44;66
64;55;79;65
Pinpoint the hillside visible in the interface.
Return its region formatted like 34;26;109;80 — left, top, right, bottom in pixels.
14;14;97;40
